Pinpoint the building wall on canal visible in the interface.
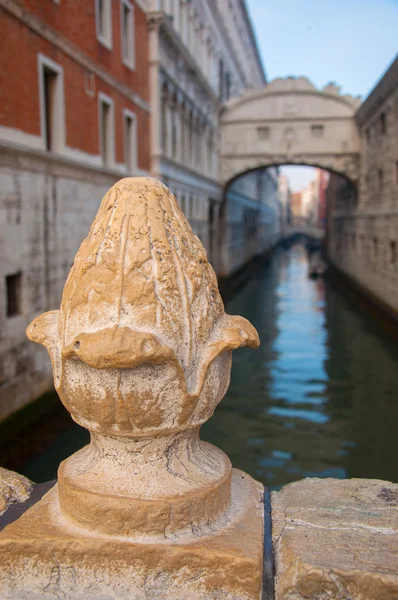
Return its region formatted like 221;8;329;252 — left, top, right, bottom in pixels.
327;55;398;316
0;0;150;421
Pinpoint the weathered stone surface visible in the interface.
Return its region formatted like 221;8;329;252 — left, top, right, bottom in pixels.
0;471;264;600
0;467;32;516
272;478;398;599
0;178;264;599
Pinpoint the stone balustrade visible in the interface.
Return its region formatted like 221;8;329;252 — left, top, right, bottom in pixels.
0;178;397;599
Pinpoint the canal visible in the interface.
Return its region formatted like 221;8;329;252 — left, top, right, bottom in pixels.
17;244;398;489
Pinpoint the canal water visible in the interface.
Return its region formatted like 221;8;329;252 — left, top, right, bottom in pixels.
20;244;398;489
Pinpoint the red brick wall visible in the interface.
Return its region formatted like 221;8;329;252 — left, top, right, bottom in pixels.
0;2;150;171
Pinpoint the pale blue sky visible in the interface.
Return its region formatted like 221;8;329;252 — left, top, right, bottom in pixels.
246;0;398;190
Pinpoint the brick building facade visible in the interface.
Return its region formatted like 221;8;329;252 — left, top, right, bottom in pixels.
0;0;150;421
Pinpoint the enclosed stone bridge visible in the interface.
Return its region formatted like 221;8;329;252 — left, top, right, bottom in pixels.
220;77;362;187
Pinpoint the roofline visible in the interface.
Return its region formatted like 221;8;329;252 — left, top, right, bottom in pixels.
239;0;267;85
356;53;398;125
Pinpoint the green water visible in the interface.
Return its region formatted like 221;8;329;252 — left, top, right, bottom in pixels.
21;245;398;489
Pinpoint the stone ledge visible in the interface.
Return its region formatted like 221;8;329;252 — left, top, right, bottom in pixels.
272;478;398;599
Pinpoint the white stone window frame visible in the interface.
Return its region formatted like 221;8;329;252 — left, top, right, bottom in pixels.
37;53;66;154
120;0;135;70
123;108;138;174
98;92;116;168
96;0;113;51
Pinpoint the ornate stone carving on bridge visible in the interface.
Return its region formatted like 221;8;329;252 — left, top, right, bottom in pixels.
0;178;264;600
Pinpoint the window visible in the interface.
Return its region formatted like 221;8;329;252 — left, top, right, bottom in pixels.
311;124;324;138
96;0;112;49
99;94;114;167
365;128;371;143
380;112;386;135
257;127;270;141
121;0;134;69
219;59;224;101
38;54;64;153
378;168;384;192
225;72;231;101
123;109;137;173
373;238;378;261
6;272;22;318
390;241;397;266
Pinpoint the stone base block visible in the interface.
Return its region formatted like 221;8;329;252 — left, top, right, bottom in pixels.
272;478;398;599
0;469;264;600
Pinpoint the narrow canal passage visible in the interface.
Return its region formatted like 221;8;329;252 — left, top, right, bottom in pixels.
21;244;398;489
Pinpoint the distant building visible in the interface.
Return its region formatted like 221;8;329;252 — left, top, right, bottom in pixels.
327;54;398;316
0;0;150;421
278;174;292;227
290;192;303;223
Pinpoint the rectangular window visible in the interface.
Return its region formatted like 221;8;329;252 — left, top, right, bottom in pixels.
380;112;386;135
121;0;135;69
390;240;396;266
96;0;112;49
373;238;378;261
257;126;270;141
99;94;114;167
378;168;384;192
123;109;137;173
311;124;324;138
43;66;57;151
38;55;64;153
6;272;22;318
219;59;224;101
225;72;231;101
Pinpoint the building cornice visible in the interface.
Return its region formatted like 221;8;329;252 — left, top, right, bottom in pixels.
0;139;149;183
0;0;150;113
238;0;267;85
356;54;398;126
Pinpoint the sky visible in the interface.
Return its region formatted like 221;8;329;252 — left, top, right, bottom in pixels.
246;0;398;191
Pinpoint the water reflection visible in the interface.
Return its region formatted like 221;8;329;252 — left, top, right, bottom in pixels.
201;244;398;489
22;244;398;488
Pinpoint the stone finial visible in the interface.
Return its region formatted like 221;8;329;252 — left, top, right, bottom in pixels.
26;177;260;539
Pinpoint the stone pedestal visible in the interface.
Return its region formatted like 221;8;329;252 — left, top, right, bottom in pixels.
0;471;264;600
0;178;264;600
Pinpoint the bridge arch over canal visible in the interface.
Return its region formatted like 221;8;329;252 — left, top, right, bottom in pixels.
220;77;362;186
